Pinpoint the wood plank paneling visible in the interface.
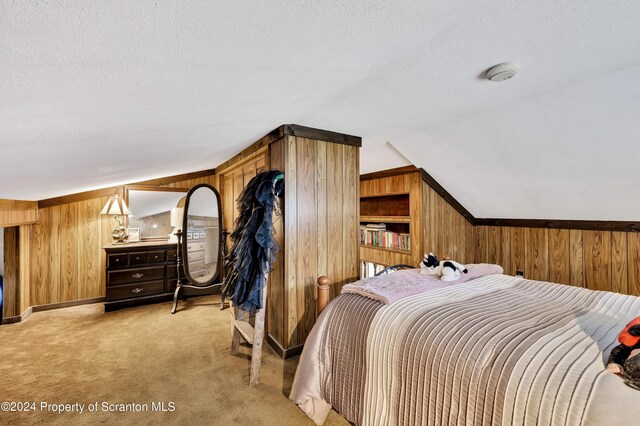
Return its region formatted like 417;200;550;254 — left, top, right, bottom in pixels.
525;228;548;281
611;231;628;294
2;227;19;318
284;135;299;347
19;225;31;314
549;228;570;285
487;226;510;274
343;145;359;286
584;231;611;291
628;233;640;296
583;230;612;292
570;230;584;287
509;227;527;275
60;203;78;302
327;143;344;300
267;140;283;345
78;198;102;299
0;209;38;227
295;138;318;344
474;226;488;264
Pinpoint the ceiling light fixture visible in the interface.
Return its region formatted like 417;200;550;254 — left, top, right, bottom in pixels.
486;62;519;82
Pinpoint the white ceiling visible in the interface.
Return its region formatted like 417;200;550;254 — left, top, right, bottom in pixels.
1;1;639;220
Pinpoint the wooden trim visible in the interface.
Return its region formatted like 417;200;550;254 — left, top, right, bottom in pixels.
31;297;105;313
1;298;105;325
37;169;215;208
1;307;31;325
266;334;304;359
418;168;476;225
360;165;419;181
38;187;122;209
124;185;190;193
0;199;38;211
475;218;640;232
130;169;215;187
282;124;362;147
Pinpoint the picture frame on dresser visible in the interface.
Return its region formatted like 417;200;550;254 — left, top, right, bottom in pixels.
125;227;140;243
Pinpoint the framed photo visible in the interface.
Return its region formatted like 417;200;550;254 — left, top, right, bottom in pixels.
126;227;141;243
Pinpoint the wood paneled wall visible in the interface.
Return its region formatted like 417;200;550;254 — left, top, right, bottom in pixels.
217;130;360;355
474;226;640;296
422;182;475;264
219;150;268;246
0;200;38;227
271;136;359;349
12;174;216;315
2;227;19;318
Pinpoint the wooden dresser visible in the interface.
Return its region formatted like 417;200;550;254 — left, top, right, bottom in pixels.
104;242;214;311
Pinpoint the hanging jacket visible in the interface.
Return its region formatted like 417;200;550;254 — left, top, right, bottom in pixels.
221;170;284;313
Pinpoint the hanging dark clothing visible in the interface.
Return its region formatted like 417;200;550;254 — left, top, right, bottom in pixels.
221;170;284;313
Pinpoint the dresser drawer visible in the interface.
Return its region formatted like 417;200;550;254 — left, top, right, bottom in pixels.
107;280;165;301
187;250;205;262
186;242;206;252
167;249;178;262
107;254;128;267
148;251;165;263
129;252;147;265
108;266;165;286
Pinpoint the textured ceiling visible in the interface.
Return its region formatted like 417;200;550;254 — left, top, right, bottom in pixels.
1;1;639;220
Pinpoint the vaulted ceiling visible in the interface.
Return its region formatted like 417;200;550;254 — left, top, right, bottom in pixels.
2;1;639;220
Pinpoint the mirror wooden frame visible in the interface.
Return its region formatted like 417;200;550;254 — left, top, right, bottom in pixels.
171;183;224;314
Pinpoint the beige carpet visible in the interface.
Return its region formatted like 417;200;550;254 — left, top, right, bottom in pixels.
0;296;348;425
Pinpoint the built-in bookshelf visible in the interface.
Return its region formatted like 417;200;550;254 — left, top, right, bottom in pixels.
359;168;424;276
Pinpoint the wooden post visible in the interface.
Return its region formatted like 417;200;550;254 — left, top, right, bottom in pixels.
317;276;330;315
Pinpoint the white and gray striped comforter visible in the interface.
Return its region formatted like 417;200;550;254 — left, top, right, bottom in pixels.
290;274;640;425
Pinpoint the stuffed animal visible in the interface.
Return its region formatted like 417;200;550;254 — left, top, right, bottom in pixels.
607;316;640;390
420;253;468;282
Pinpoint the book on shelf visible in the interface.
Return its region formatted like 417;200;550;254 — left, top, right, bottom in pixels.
365;223;386;230
360;224;410;251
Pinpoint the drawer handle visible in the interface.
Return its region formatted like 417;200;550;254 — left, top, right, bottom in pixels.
130;287;144;294
153;255;159;260
188;245;192;249
131;273;144;279
115;259;120;262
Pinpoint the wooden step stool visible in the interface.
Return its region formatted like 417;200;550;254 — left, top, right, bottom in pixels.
230;283;268;386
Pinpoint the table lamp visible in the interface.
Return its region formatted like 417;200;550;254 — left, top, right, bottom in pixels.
100;195;132;244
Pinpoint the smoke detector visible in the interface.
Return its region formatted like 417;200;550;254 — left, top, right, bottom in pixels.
486;62;519;82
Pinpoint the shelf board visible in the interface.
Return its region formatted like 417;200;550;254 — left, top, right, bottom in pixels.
360;191;410;198
360;215;411;224
360;245;411;255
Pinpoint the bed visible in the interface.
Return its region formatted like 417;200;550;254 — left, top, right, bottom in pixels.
290;268;640;425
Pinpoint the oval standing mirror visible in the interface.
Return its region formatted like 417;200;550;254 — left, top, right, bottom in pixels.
171;184;223;314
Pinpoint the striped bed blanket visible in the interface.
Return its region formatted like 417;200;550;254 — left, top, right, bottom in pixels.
290;273;640;425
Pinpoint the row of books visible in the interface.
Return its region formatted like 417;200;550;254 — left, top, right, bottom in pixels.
360;224;410;251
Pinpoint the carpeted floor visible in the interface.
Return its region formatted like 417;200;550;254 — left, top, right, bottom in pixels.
0;296;348;425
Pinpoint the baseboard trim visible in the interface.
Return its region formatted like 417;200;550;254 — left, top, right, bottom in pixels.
1;298;104;325
1;306;32;325
266;334;304;359
32;297;105;313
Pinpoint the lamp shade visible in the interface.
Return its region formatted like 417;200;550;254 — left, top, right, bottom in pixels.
100;196;132;216
170;207;184;227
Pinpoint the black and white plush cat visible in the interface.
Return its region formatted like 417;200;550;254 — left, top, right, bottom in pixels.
420;252;468;281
